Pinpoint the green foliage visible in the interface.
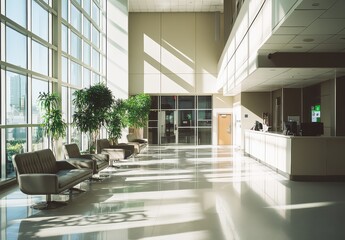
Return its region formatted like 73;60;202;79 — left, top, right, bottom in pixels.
37;92;67;144
73;83;114;151
105;99;127;142
125;93;151;129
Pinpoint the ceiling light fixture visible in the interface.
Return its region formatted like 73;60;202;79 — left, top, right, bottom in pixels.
293;46;303;49
312;3;320;7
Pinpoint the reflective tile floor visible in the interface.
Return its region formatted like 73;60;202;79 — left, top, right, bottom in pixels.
2;145;345;240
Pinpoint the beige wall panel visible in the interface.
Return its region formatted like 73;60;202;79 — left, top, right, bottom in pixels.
195;13;223;75
129;13;161;74
196;73;217;94
160;73;195;94
161;13;196;74
129;73;161;95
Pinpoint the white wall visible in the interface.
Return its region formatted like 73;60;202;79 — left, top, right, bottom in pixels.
107;0;129;142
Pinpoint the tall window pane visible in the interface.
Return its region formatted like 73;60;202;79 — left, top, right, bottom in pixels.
6;72;27;124
92;72;100;85
6;0;26;28
84;0;91;15
92;25;99;47
62;56;68;82
62;0;68;20
92;1;100;26
61;86;68;123
83;16;91;40
71;4;82;32
92;48;99;71
32;78;49;124
32;41;48;75
6;128;27;178
32;0;48;41
83;42;91;65
70;61;82;86
6;27;27;68
71;31;82;60
32;126;46;151
62;24;68;53
83;68;91;87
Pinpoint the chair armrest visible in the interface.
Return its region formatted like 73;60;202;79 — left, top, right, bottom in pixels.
19;174;59;194
66;158;94;170
101;148;125;160
110;144;135;151
80;154;109;162
56;160;77;170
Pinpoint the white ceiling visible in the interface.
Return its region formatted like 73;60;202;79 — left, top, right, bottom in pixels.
236;0;345;94
128;0;223;12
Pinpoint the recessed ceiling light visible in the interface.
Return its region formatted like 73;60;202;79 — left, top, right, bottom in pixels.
303;38;315;42
312;3;320;7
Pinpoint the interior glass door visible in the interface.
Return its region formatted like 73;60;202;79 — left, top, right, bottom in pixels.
159;110;178;144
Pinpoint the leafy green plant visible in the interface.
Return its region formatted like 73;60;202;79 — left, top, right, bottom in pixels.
105;99;127;143
124;94;151;139
126;93;151;129
37;92;67;155
73;83;113;152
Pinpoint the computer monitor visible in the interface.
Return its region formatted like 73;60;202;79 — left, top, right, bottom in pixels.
283;121;298;136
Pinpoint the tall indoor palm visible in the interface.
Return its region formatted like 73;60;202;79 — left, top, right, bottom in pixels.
37;92;67;156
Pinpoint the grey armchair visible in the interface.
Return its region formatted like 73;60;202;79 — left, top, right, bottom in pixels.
12;149;92;209
63;143;109;174
97;139;135;159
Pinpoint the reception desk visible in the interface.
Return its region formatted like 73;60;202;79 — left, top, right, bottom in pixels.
244;130;345;180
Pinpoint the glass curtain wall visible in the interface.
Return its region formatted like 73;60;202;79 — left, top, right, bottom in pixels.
0;0;107;181
148;95;212;145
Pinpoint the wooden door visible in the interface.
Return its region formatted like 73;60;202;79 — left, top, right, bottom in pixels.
218;114;232;145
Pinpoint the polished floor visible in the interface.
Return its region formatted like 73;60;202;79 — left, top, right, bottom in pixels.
1;145;345;240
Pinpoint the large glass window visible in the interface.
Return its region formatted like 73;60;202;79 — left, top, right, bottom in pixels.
6;72;27;124
83;68;91;87
32;0;49;41
6;0;26;28
32;41;49;75
6;27;27;68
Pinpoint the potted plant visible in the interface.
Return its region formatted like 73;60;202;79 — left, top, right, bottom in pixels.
37;92;67;156
105;99;127;144
73;83;113;153
125;93;151;139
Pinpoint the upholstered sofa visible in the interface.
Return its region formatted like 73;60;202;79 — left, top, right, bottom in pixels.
12;149;93;209
63;143;109;174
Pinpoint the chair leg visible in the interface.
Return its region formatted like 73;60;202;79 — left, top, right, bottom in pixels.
31;194;67;210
